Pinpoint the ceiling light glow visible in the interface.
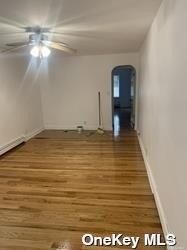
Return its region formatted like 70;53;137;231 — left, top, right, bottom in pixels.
41;46;51;57
30;46;51;58
30;46;40;57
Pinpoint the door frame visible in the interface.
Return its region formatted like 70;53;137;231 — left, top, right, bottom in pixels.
111;65;137;130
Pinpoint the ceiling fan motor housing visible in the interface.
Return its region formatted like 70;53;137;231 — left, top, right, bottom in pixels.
29;34;48;44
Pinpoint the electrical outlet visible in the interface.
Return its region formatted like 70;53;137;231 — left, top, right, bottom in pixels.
77;121;84;125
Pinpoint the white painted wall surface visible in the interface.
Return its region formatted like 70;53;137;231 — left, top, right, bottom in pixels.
138;0;187;248
39;53;138;130
0;55;43;150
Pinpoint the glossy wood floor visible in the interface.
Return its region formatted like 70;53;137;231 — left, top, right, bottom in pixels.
0;129;165;250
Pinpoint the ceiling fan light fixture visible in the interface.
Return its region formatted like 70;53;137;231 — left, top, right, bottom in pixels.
2;26;76;56
30;45;51;58
30;46;40;57
41;46;51;57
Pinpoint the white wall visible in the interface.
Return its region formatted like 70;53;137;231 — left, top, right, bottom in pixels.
39;53;138;130
0;54;43;151
138;0;187;248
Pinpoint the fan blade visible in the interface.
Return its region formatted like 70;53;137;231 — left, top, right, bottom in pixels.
25;26;51;34
0;31;25;35
0;45;28;54
43;41;76;54
6;41;31;46
49;40;68;47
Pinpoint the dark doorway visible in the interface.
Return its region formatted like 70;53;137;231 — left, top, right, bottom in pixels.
112;65;136;135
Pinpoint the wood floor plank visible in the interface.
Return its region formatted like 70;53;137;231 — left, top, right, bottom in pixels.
0;130;166;249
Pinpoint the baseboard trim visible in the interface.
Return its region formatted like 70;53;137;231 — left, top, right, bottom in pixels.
44;125;112;131
0;127;44;156
24;127;44;142
138;135;170;242
0;136;25;156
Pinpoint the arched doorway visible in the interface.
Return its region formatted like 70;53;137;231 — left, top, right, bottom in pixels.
112;65;136;134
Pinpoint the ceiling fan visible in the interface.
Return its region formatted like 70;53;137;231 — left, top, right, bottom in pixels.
0;26;77;57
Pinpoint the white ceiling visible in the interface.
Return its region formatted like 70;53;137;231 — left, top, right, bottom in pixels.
0;0;162;55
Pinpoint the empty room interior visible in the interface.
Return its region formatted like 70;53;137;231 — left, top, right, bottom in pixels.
0;0;186;249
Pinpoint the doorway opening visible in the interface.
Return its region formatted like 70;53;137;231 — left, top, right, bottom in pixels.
112;65;136;135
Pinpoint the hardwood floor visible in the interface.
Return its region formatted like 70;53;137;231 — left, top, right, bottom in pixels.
0;130;165;249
